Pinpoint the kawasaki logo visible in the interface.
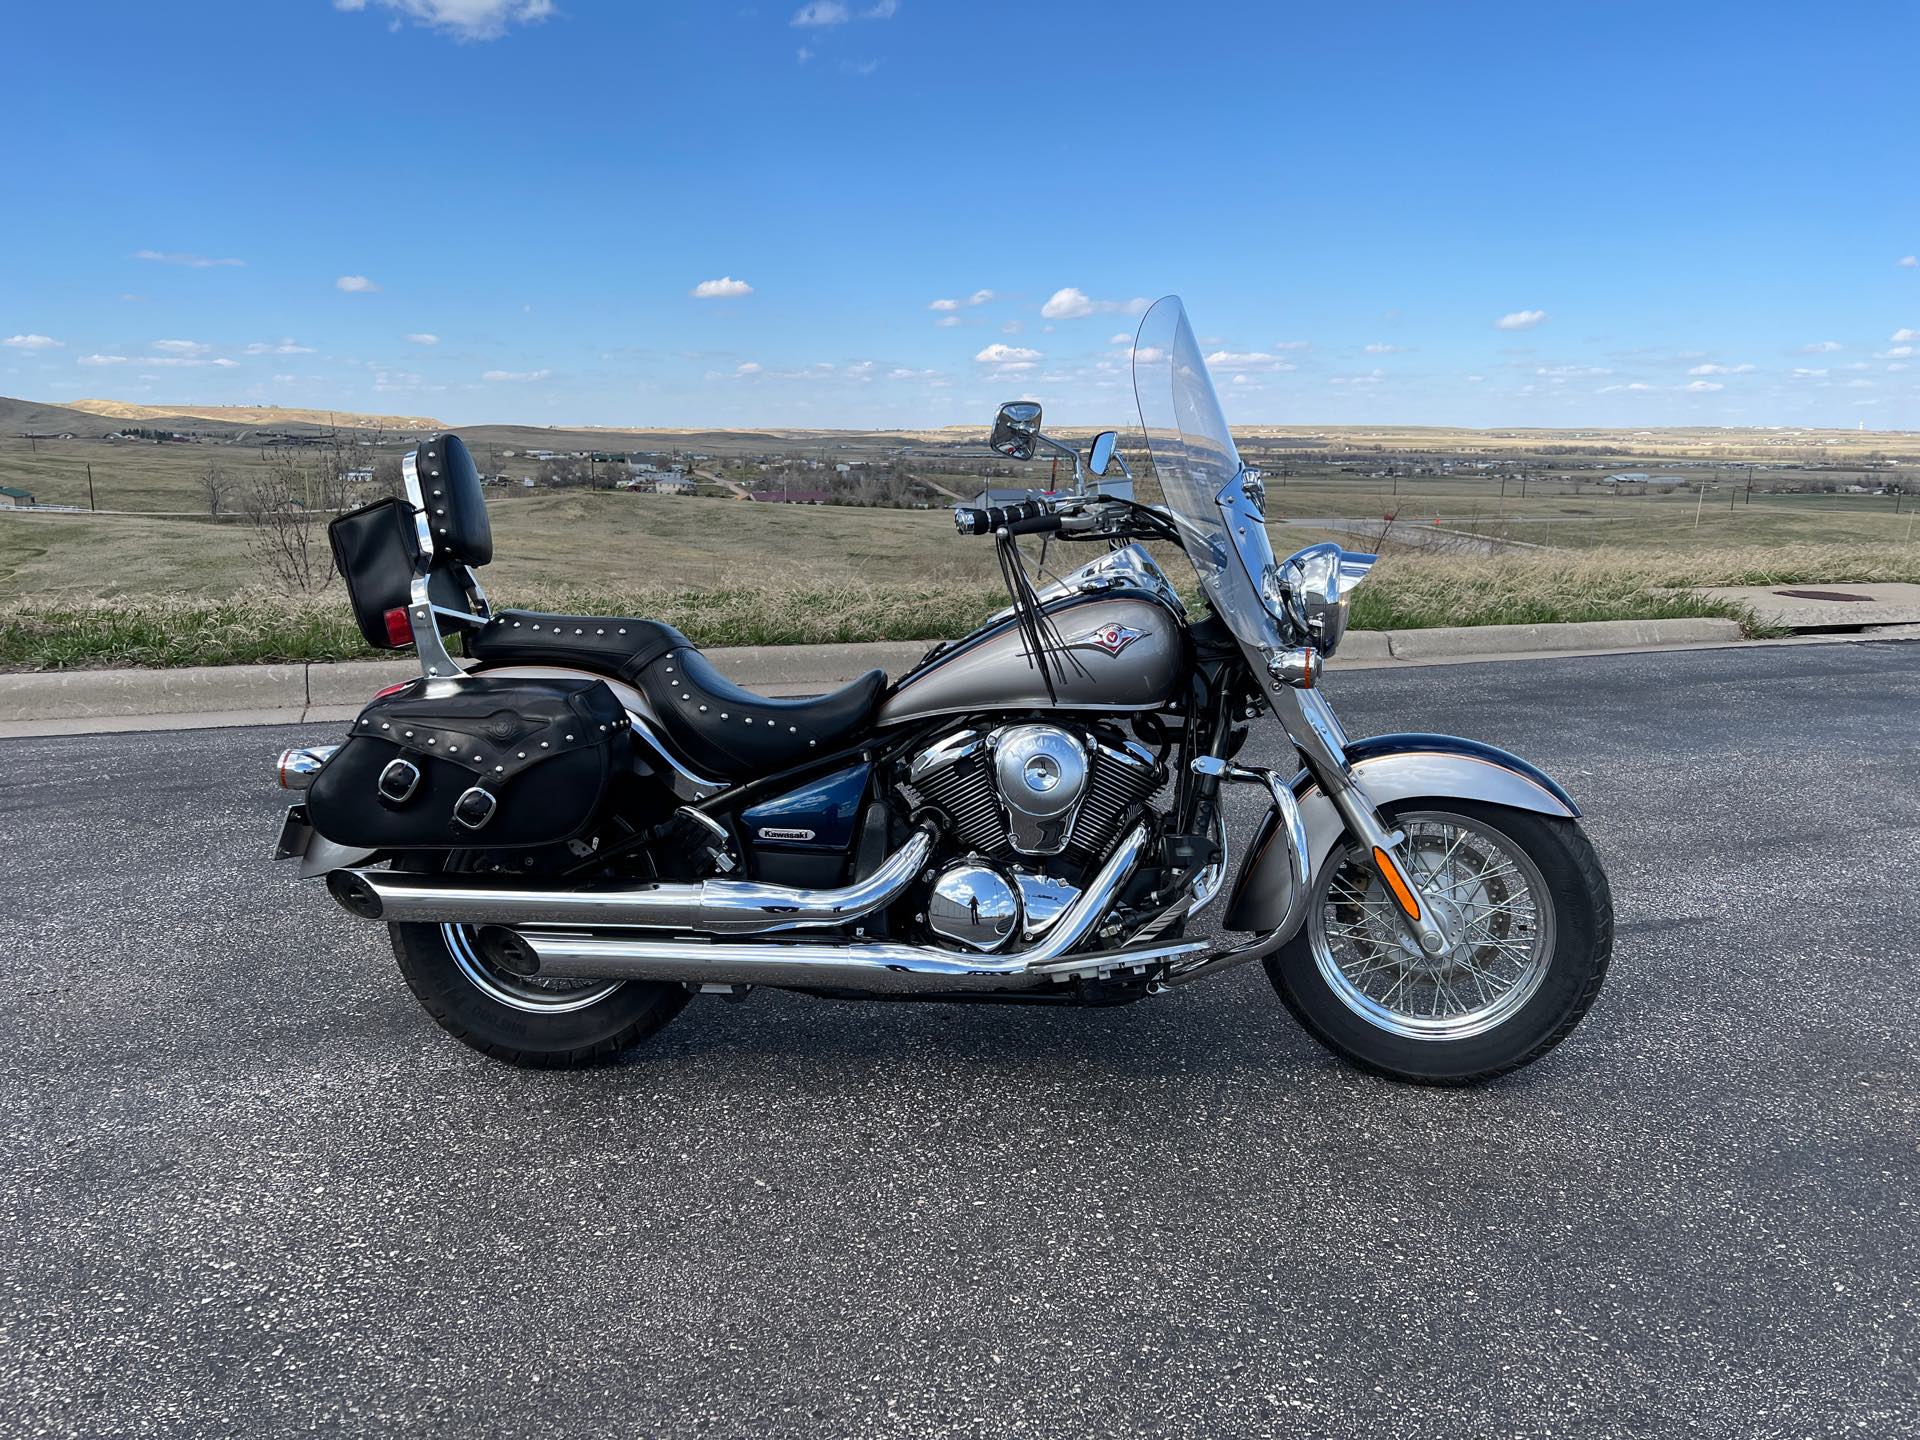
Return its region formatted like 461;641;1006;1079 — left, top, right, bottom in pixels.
757;826;817;841
1067;622;1147;658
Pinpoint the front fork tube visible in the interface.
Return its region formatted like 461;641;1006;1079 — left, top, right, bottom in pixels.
1264;682;1453;958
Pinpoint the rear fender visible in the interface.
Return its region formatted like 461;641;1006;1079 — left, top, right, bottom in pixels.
1222;733;1580;934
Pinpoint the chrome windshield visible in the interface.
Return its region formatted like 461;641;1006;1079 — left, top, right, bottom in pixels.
1131;296;1280;648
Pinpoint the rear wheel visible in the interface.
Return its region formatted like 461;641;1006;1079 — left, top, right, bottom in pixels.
1264;801;1612;1085
385;856;689;1067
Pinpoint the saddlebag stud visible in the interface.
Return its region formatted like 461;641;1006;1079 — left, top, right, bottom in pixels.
377;758;422;803
452;785;499;830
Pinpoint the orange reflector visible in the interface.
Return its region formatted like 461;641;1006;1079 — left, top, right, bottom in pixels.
1372;847;1423;920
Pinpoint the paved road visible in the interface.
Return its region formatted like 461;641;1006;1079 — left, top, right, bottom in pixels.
3;642;1916;1438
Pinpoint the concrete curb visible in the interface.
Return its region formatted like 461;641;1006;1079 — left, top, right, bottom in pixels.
0;617;1776;735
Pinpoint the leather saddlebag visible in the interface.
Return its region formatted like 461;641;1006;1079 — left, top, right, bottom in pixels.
307;676;629;850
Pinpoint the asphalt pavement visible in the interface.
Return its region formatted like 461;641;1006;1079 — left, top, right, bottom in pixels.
2;641;1916;1438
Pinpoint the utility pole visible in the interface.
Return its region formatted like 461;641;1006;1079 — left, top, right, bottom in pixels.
86;463;95;512
1694;482;1707;531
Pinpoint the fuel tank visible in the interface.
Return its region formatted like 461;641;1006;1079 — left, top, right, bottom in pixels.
877;591;1186;726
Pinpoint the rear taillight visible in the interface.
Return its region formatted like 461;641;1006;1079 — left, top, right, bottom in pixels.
372;681;412;700
382;606;413;648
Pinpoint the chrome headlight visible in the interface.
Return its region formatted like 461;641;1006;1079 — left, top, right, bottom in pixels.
1263;543;1377;658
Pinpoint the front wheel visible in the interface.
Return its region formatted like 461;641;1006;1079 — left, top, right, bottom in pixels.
1264;800;1612;1085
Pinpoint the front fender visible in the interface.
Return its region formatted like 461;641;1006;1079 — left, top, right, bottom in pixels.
1222;733;1580;934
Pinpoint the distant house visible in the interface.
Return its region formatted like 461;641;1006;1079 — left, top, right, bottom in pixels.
750;488;832;505
0;485;34;508
655;476;696;496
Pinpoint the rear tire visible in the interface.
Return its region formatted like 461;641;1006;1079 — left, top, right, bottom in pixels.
1265;800;1612;1085
389;920;690;1069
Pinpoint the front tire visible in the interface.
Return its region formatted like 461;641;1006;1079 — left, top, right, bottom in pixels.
390;920;690;1068
1265;800;1612;1085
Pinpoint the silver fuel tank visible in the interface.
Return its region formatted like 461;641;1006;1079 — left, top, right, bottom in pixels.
876;590;1186;727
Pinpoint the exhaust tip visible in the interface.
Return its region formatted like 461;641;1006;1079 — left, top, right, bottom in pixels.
476;925;540;977
327;870;385;921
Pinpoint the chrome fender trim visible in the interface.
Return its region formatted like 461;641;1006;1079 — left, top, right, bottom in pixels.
1222;733;1579;935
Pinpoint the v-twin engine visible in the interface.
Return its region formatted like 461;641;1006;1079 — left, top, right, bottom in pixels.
906;722;1161;868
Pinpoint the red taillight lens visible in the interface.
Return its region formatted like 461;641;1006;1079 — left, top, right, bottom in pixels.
372;681;411;700
382;606;414;648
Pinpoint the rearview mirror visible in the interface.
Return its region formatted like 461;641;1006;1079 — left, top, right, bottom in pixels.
1087;430;1118;476
989;401;1042;460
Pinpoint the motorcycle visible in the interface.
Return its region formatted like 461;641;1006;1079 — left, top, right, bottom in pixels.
272;296;1612;1083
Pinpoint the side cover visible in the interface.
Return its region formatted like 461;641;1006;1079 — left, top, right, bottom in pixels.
307;676;628;850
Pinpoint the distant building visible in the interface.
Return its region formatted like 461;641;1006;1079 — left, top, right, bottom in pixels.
655;476;696;496
0;485;34;508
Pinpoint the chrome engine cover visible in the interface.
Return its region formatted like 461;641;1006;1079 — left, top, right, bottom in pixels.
991;724;1089;855
926;862;1020;952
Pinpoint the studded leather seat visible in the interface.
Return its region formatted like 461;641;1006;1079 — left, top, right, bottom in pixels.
468;610;887;781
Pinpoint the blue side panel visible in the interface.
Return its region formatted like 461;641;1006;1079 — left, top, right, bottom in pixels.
741;762;871;851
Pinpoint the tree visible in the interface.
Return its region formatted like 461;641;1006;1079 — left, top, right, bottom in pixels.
238;434;384;594
199;457;231;516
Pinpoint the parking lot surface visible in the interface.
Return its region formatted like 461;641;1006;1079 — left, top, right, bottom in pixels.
2;641;1916;1438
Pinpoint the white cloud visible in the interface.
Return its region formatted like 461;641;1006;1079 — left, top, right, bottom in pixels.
1845;378;1874;389
1799;340;1842;353
1684;380;1724;392
928;298;961;312
840;59;879;76
1363;343;1405;355
78;354;128;366
152;339;209;355
482;368;552;381
334;0;555;41
336;275;380;293
405;332;440;346
1687;362;1754;375
975;344;1042;364
3;334;61;350
1791;368;1828;378
1494;309;1547;331
1107;332;1132;345
1892;328;1918;342
967;289;994;306
1205;350;1295;372
243;338;314;355
934;314;961;327
1537;364;1612;378
691;276;753;299
735;362;763;376
795;45;813;62
1000;320;1023;334
1900;256;1918;269
1874;345;1915;359
1331;369;1386;386
791;0;895;23
133;249;243;268
1040;287;1148;320
1272;340;1312;351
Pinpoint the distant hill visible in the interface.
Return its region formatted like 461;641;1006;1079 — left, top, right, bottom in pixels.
64;398;445;431
0;395;125;436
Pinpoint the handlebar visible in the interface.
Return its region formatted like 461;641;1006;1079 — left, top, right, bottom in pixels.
952;498;1056;535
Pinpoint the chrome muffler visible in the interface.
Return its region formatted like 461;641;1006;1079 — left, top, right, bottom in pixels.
328;824;937;934
500;825;1204;993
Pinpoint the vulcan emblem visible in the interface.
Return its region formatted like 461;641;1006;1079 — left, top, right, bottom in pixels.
1069;622;1147;658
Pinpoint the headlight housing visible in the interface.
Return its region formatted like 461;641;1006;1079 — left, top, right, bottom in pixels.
1262;543;1377;658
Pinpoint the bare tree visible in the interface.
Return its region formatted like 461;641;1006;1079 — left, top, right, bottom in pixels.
238;433;384;593
199;456;231;517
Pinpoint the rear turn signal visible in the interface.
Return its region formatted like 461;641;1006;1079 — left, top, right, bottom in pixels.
382;606;414;648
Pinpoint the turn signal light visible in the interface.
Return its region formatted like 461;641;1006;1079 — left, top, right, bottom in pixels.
382;606;414;648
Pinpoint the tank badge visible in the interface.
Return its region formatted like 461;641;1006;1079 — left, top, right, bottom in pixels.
1070;623;1146;657
757;826;817;841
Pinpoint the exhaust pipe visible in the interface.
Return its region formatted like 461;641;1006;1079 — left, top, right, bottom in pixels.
330;824;937;935
509;825;1203;993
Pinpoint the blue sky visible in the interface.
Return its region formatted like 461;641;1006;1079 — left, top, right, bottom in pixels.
4;0;1917;431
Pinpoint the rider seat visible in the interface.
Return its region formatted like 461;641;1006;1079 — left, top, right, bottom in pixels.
467;610;886;781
